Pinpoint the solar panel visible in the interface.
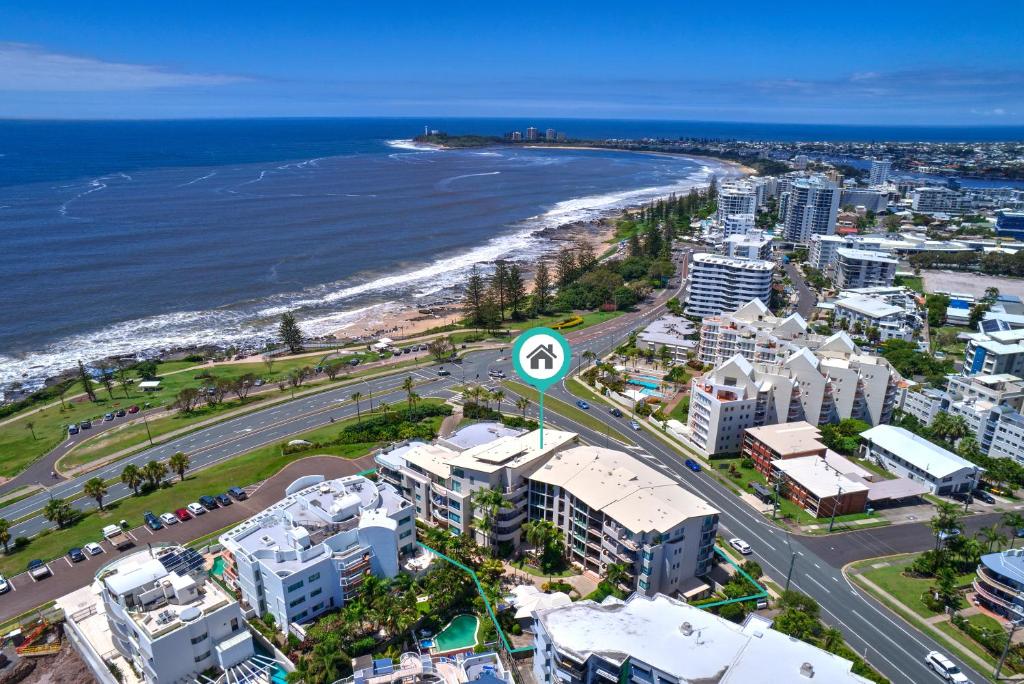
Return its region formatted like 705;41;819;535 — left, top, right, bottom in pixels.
981;319;1001;333
159;548;206;576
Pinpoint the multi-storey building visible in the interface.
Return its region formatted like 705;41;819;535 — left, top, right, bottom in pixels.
376;427;578;546
64;546;254;684
722;212;756;238
688;334;901;455
859;425;981;495
723;230;772;260
218;474;414;632
636;315;697;363
716;180;758;224
840;187;889;213
780;175;840;244
911;186;964;213
696;299;816;367
832;295;915;341
964;328;1024;376
973;550;1024;623
834;248;898;289
868;158;892;187
525;127;538;141
809;234;847;271
684;253;774;318
528;446;718;595
532;593;874;684
996;211;1024;239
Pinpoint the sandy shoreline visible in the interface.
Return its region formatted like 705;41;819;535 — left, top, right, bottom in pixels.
521;144;756;176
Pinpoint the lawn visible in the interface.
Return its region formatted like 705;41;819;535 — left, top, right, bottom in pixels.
854;556;975;619
894;275;924;293
669;396;690;422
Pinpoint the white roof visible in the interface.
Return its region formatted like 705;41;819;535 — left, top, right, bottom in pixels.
774;456;869;499
138;380;161;388
103;557;169;595
833;296;903;319
535;593;870;683
450;429;577;473
836;248;898;264
861;425;981;478
530;446;716;533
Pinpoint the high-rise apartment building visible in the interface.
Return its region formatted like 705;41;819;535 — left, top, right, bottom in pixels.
716;181;757;224
868;158;892;187
780;175;840;244
684;253;774;318
526;126;539;141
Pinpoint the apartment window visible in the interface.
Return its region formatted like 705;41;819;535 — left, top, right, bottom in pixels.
190;633;208;645
638;580;649;591
287;580;304;592
399;515;412;526
449;512;461;523
449;500;461;511
400;529;413;539
453;468;465;478
310;588;323;598
312;602;324;612
451;481;462;493
230;618;239;632
194;652;211;663
308;572;320;583
289;596;306;608
295;611;308;621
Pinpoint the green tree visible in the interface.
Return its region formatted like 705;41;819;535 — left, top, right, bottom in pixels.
402;376;415;411
24;421;36;440
77;360;97;402
1003;512;1024;548
505;263;527;319
43;497;74;529
533;262;553;315
491;261;509;320
516;396;530;418
472;487;511;551
143;460;167;489
932;567;962;613
0;518;10;553
279;312;304;354
84;477;108;511
978;524;1008;553
492;389;505;414
121;464;143;495
168;451;191;481
464;265;488;325
350;391;362;423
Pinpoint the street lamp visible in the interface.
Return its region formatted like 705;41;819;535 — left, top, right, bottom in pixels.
784;532;797;592
142;402;154;446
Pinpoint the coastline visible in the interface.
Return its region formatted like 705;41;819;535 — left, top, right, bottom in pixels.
521;144;757;176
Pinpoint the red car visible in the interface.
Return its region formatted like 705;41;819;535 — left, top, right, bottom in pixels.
174;508;192;522
128;405;140;414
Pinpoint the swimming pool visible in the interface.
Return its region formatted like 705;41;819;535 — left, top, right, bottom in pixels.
210;556;226;577
627;378;659;390
432;614;480;654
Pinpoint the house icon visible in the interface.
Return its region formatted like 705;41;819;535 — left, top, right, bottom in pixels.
526;343;557;370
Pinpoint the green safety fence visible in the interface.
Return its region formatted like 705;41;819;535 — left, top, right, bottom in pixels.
417;542;770;655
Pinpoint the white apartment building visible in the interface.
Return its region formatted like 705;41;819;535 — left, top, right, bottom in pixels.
717;180;758;224
532;593;873;684
688;334;901;455
780;175;840;244
723;212;756;238
529;446;719;594
809;234;847;271
868;159;892;188
859;425;981;495
990;411;1024;464
696;299;817;367
832;295;915;341
901;387;947;425
684;253;775;318
964;328;1024;376
63;546;255;684
375;426;578;547
637;315;697;363
219;474;414;632
723;230;772;260
912;186;965;213
840;187;889;213
834;248;898;289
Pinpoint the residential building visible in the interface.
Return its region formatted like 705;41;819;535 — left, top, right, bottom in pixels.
532;593;873;684
723;212;756;238
841;188;888;213
973;549;1024;623
963;328;1024;376
911;186;964;213
688;334;901;455
723;230;772;260
834;248;898;289
545;127;556;141
529;446;719;594
375;426;578;545
990;410;1024;464
62;546;255;684
809;234;847;271
742;422;827;470
346;652;514;684
771;456;869;517
526;127;538;141
780;175;840;244
901;386;947;425
684;253;774;318
832;295;913;340
218;474;415;632
696;299;817;367
637;315;697;363
868;158;892;188
717;181;758;224
996;211;1024;239
859;425;981;494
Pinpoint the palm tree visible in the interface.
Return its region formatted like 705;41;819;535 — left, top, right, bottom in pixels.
43;497;73;528
1003;512;1024;548
0;518;10;554
978;524;1008;553
402;376;415;411
493;389;506;414
168;452;191;481
143;460;167;489
516;396;530;418
472;487;511;550
121;463;143;495
522;518;558;561
350;391;362;423
604;562;629;590
83;477;108;511
24;421;36;440
822;626;844;652
582;349;597;368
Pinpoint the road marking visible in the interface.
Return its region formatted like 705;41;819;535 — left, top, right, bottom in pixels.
8;578;15;591
813;562;821;569
64;557;73;568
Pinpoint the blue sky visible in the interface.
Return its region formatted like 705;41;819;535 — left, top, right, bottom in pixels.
1;1;1022;124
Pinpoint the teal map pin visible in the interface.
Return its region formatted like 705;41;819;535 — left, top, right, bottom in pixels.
512;327;572;448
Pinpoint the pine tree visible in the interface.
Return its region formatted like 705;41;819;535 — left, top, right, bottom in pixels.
555;247;577;287
77;360;97;402
464;265;487;325
505;264;527;319
575;240;596;274
533;262;552;315
279;312;304;354
491;261;509;320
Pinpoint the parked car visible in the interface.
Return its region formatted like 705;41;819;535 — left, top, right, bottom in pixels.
215;493;233;507
159;512;179;526
924;650;970;683
83;542;103;556
629;420;641;431
143;511;163;530
128;405;140;414
27;560;50;580
254;378;265;387
187;502;207;516
103;413;114;421
0;575;9;594
68;424;79;436
115;408;127;417
80;420;92;429
974;490;996;504
199;495;218;510
348;358;360;366
67;547;86;563
684;458;702;473
576;400;590;410
227;486;248;501
175;508;192;522
729;538;752;555
608;407;623;418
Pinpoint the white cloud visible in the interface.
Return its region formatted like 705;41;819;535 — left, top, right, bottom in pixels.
0;43;247;91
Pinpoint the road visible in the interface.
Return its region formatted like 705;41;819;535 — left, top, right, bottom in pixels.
785;259;817;318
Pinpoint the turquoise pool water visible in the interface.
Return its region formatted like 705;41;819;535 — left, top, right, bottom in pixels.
432;614;480;653
627;378;659;389
210;556;226;577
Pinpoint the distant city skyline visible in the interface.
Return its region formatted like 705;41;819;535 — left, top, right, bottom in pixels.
1;1;1022;124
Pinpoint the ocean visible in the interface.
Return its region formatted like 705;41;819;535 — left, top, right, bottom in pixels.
1;117;1021;388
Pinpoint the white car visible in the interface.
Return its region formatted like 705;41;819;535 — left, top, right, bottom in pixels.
0;575;9;594
729;538;752;555
159;512;179;526
84;542;103;556
925;651;970;683
187;502;206;516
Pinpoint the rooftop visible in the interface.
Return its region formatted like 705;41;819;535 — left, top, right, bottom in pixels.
861;425;982;478
745;422;826;457
773;456;869;499
833;296;904;319
836;248;899;264
449;429;577;474
440;422;525;451
530;446;717;534
692;252;775;271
